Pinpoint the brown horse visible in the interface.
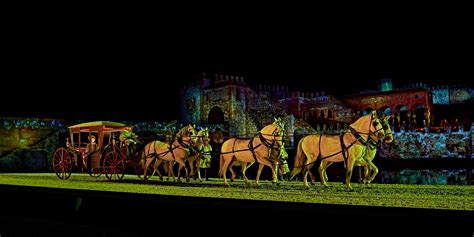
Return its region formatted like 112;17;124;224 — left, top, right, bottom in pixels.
318;116;393;186
228;142;289;183
291;111;385;191
142;124;194;183
218;118;285;187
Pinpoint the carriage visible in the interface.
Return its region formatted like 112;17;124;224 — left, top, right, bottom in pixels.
52;121;145;181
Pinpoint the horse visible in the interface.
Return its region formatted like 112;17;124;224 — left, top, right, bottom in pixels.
141;124;194;183
228;142;289;183
187;127;210;182
290;111;385;191
317;115;394;186
218;117;285;187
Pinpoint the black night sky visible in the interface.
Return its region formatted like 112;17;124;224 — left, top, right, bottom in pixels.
2;19;473;122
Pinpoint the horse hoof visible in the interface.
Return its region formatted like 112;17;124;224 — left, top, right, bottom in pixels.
224;183;230;187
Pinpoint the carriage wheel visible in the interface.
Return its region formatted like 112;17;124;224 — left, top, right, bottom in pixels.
52;148;73;180
89;168;102;177
104;150;125;181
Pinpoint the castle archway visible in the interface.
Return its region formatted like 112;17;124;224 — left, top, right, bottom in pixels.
208;106;225;124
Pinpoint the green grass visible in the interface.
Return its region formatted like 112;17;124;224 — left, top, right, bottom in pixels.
0;173;473;211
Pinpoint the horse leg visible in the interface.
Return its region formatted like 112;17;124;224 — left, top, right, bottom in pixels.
168;161;176;181
324;162;333;183
197;166;203;182
144;158;154;181
355;159;369;185
318;160;331;188
184;161;190;183
303;169;311;190
175;161;186;183
357;166;364;183
242;161;254;186
366;159;379;186
229;163;237;182
345;159;356;192
303;153;317;189
240;162;250;186
188;158;195;180
221;155;233;187
255;163;265;186
268;162;278;185
177;160;189;183
154;159;163;181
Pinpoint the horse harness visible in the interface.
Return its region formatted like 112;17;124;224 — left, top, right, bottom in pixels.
220;127;283;162
145;137;190;162
300;117;384;168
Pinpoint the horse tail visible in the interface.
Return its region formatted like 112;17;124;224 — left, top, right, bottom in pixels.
290;137;306;179
218;153;224;177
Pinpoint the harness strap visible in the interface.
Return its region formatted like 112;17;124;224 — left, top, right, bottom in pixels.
248;137;259;162
232;139;238;154
294;132;360;169
169;142;176;161
349;126;368;146
340;133;347;168
318;134;322;159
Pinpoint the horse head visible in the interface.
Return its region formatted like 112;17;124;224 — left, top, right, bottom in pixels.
176;124;195;145
350;111;385;142
192;127;209;149
260;117;286;149
369;111;385;140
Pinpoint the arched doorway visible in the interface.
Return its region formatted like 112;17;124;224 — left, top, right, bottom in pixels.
395;105;408;132
208;106;224;124
378;106;391;117
411;104;425;129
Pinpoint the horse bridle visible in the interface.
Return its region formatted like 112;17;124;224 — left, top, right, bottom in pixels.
349;115;385;146
259;126;284;150
367;118;392;148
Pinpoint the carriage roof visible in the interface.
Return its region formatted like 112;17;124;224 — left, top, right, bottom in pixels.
68;121;128;133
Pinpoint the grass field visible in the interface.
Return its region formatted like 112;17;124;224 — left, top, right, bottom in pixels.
0;173;473;211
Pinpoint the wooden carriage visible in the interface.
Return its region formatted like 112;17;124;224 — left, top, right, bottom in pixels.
52;121;145;181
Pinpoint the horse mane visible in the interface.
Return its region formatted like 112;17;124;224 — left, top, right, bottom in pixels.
176;125;191;138
351;113;376;131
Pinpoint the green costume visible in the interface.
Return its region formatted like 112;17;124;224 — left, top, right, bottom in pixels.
199;144;212;168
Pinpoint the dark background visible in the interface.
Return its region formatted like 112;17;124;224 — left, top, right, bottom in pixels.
2;13;473;122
